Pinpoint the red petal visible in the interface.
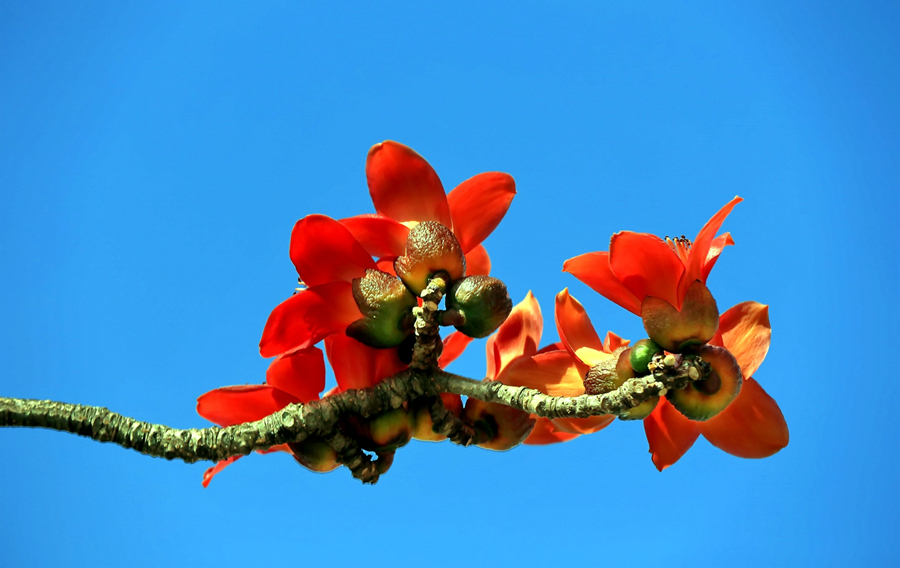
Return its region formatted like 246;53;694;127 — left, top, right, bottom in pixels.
265;347;326;403
702;232;735;282
719;302;771;378
339;214;409;259
439;331;474;368
678;196;742;301
365;141;452;226
324;334;406;391
485;291;543;380
563;252;642;315
202;456;242;488
464;243;491;276
447;172;516;253
552;415;615;434
554;288;606;369
610;232;684;309
602;331;630;354
700;377;788;458
524;417;580;445
536;341;564;354
259;282;361;358
643;398;700;471
197;385;299;427
498;351;585;397
289;215;375;286
375;256;397;275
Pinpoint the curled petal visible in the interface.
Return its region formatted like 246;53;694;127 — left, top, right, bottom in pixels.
439;331;475;368
602;331;630;354
702;232;735;282
197;385;299;427
524;417;580;445
447;172;516;253
259;283;361;358
555;288;606;369
610;232;684;309
265;347;326;403
718;302;771;378
289;215;375;286
366;141;452;226
551;415;615;434
643;398;700;471
340;214;409;259
700;378;788;458
202;456;242;488
563;252;642;315
486;291;543;380
678;196;742;301
498;351;584;397
464;243;491;276
324;334;406;391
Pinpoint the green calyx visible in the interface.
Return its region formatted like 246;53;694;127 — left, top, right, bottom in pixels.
446;275;513;338
666;345;742;421
394;221;466;295
347;269;416;348
288;438;340;473
347;408;413;452
641;280;719;353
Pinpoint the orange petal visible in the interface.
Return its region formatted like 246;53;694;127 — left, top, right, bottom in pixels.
439;331;474;368
289;215;375;286
536;341;564;354
365;141;452;226
375;256;397;275
485;291;543;380
265;347;326;403
718;302;771;378
602;331;630;354
643;397;700;471
524;417;580;445
563;251;642;315
324;334;406;391
700;377;788;458
447;172;516;253
555;288;605;369
197;385;299;427
610;231;684;309
678;196;742;301
340;214;409;259
498;351;585;397
702;232;735;282
552;415;615;434
202;456;242;488
464;243;491;276
259;282;361;358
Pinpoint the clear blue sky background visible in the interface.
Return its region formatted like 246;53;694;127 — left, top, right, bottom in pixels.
1;2;897;566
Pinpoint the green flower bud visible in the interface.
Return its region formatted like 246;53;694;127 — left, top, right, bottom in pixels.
629;338;663;375
346;269;416;348
288;438;340;473
445;275;512;338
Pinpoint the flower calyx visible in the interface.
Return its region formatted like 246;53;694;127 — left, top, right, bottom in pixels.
641;280;719;352
394;221;466;295
347;269;417;348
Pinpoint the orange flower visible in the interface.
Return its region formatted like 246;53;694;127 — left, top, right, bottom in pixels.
643;301;788;470
341;141;516;278
563;196;741;315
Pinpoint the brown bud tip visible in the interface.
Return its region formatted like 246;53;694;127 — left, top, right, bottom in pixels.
394;221;466;294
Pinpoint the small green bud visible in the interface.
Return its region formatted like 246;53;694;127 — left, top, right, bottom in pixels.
629;338;663;375
445;275;512;338
347;269;416;348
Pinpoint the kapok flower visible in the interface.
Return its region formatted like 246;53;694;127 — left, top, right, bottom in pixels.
196;347;331;486
341;141;516;278
465;291;621;448
564;197;740;351
643;301;788;470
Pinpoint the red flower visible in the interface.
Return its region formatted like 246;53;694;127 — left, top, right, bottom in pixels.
196;347;327;486
563;196;741;315
341;141;516;278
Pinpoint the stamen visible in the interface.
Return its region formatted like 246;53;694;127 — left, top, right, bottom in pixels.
664;235;693;264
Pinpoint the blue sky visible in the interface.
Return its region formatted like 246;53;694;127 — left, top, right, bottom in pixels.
1;2;897;566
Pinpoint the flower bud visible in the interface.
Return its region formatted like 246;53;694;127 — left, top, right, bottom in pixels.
409;393;463;442
446;275;513;338
641;280;719;353
667;344;742;421
346;408;413;452
346;269;416;348
629;338;663;375
463;398;535;451
583;347;658;420
394;221;466;294
288;438;341;473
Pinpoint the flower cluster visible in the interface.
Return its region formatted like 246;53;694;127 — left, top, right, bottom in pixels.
195;143;789;484
197;141;517;484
